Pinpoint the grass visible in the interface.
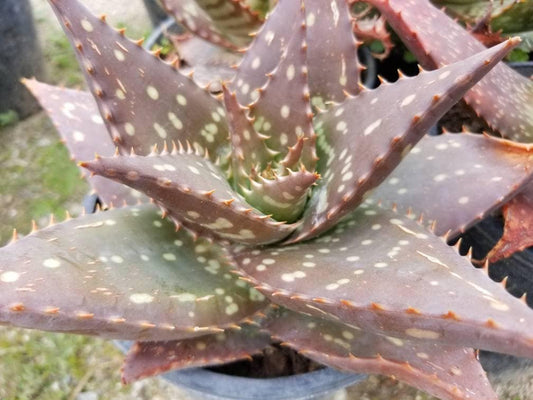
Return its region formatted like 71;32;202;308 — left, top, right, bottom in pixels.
42;33;86;87
0;327;127;400
0;110;19;128
0;113;88;246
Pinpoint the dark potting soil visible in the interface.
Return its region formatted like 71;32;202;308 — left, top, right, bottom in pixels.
207;344;323;378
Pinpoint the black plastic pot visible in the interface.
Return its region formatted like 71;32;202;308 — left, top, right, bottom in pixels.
0;0;44;118
154;365;361;400
142;0;168;27
508;61;533;78
454;59;533;308
114;341;365;400
457;214;533;309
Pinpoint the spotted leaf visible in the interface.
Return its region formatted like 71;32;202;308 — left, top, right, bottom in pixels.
81;148;295;245
170;34;240;91
267;309;497;400
293;39;519;242
372;133;533;237
233;205;533;359
122;323;271;383
0;205;268;341
352;14;393;60
486;184;533;263
241;169;319;223
247;1;317;172
48;0;230;159
23;79;146;206
305;0;362;104
160;0;263;50
232;0;302;106
366;0;533;142
222;86;273;187
430;0;518;22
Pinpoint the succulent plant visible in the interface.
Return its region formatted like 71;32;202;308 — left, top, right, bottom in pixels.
2;0;533;399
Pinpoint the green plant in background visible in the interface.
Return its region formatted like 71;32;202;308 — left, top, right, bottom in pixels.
2;1;533;400
0;110;19;127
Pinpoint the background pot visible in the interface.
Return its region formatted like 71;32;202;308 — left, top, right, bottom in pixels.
508;61;533;78
0;0;44;119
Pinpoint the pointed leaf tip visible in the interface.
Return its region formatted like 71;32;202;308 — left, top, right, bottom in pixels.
367;0;533;142
48;0;230;161
373;133;533;237
82;151;295;244
294;38;519;241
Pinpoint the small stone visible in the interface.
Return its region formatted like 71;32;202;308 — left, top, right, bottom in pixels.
77;392;98;400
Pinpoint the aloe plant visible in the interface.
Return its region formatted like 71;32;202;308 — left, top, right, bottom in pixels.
2;0;533;399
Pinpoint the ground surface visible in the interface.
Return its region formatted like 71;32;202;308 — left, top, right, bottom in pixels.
0;1;532;399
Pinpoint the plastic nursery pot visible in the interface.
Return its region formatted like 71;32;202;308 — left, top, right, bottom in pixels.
142;18;378;90
116;341;364;400
508;61;533;79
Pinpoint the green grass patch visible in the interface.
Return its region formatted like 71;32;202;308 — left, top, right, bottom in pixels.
43;33;85;87
0;327;128;400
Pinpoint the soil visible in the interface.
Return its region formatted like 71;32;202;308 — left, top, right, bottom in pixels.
209;344;323;378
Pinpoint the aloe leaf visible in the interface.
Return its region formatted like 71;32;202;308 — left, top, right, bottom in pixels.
222;86;273;187
160;0;263;50
267;309;497;400
293;39;519;242
352;15;393;60
486;184;533;263
372;133;533;237
366;0;533;142
122;323;271;383
48;0;230;160
0;205;268;340
305;0;362;104
233;205;533;358
232;0;302;106
170;35;240;90
23;79;146;206
81;148;295;245
246;1;317;172
431;0;522;22
241;170;319;223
